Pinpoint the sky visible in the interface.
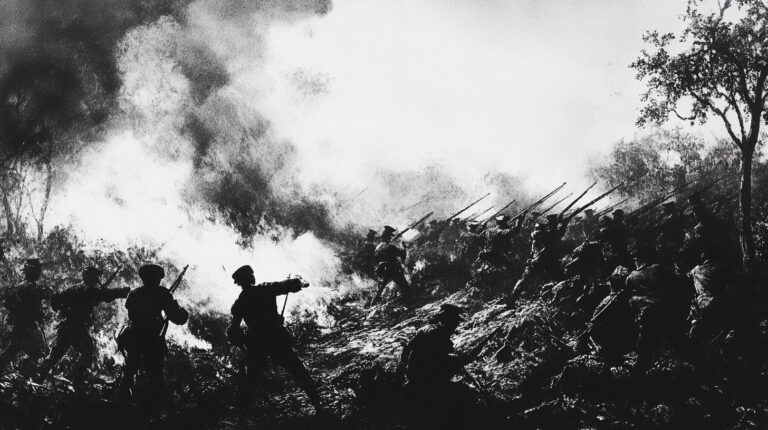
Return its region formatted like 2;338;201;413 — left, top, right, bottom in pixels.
250;0;696;194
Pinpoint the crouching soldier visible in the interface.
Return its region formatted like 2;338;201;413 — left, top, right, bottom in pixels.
118;264;188;410
400;304;478;429
227;265;324;414
0;258;49;375
37;266;130;388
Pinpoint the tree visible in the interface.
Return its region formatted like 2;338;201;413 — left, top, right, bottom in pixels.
632;0;768;272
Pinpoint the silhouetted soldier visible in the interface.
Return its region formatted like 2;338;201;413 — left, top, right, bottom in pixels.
578;208;599;242
0;258;48;375
457;221;484;265
37;266;130;387
400;304;476;429
118;264;189;409
226;265;324;413
598;209;631;270
370;226;410;305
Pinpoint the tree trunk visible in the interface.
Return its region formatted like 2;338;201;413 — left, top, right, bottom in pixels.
1;187;15;237
36;161;53;242
740;148;756;273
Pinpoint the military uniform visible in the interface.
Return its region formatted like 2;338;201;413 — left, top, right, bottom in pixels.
400;304;475;429
38;267;129;386
118;264;188;406
475;216;522;271
512;216;566;297
625;258;691;372
371;226;410;305
227;265;323;412
0;259;48;374
457;223;484;265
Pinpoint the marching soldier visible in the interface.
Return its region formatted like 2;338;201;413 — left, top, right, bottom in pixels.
0;258;49;375
118;264;189;411
37;266;130;387
370;226;410;306
226;265;324;413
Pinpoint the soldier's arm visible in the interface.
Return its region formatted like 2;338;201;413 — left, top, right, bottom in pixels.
260;279;304;296
161;290;189;325
97;287;131;303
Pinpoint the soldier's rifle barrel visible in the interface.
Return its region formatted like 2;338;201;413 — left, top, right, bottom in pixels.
567;182;624;221
509;182;567;220
159;264;189;338
100;265;123;290
540;193;573;215
559;181;597;217
393;211;434;240
469;206;495;221
596;197;631;217
481;199;517;226
444;192;491;222
627;178;699;219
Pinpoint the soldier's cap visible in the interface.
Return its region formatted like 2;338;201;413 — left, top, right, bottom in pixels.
467;221;479;228
23;258;41;271
82;266;102;277
495;215;510;223
232;265;254;283
545;214;559;223
584;208;595;215
434;303;465;323
612;209;625;217
138;264;165;281
366;229;377;237
382;226;396;235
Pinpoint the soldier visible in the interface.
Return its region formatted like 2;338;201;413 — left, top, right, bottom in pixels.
357;229;378;277
655;201;687;266
687;251;730;346
400;304;476;428
625;245;691;374
577;208;599;242
37;266;130;387
0;258;49;375
598;209;631;270
226;265;324;413
475;215;524;271
370;226;410;306
118;264;189;410
457;221;484;265
511;214;567;299
577;266;635;365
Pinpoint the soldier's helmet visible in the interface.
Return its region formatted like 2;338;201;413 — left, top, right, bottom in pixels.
381;225;396;238
231;265;254;285
366;229;377;239
82;266;102;278
138;264;165;284
495;215;510;225
584;208;595;216
612;209;625;220
433;303;465;324
467;221;479;231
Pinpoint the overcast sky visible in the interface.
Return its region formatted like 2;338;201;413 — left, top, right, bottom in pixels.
246;0;699;193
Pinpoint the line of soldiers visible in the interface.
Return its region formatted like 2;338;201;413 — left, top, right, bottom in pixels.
0;260;325;417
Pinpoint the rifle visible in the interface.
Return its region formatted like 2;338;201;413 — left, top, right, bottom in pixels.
393;211;434;240
564;183;624;223
576;289;627;341
540;193;573;216
626;178;698;219
595;197;632;217
469;206;495;222
509;182;566;220
559;181;597;218
100;265;123;290
159;264;189;338
479;199;517;228
444;192;491;222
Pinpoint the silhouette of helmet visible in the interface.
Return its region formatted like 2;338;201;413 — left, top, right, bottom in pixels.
231;265;254;284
